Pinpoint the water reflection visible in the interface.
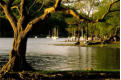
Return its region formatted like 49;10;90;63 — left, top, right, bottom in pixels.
66;47;120;71
0;38;120;71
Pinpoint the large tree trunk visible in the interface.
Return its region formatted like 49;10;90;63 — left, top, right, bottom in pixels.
1;32;33;73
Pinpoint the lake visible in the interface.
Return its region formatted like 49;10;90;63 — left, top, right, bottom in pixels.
0;38;120;71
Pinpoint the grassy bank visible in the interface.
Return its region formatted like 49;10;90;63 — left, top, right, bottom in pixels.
55;41;120;48
87;43;120;48
0;70;120;80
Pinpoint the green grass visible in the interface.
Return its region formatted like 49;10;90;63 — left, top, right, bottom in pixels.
55;41;120;48
87;43;120;48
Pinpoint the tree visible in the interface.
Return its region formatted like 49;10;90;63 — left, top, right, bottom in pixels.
0;0;88;73
65;17;78;39
0;0;119;73
65;0;101;40
93;0;120;42
64;0;119;41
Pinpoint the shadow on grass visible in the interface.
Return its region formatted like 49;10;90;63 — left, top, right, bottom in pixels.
0;70;120;80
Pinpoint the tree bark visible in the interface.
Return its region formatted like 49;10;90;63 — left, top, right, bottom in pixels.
1;32;33;73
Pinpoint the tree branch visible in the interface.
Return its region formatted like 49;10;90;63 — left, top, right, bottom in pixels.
96;0;120;22
31;0;45;17
56;9;90;22
17;0;28;32
0;0;6;7
28;0;37;14
24;0;91;35
11;5;20;14
54;0;62;8
24;0;120;35
24;0;62;35
0;1;17;33
20;0;27;16
110;9;120;12
2;5;17;32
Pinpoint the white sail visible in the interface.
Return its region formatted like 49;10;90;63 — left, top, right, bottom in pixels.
52;27;59;40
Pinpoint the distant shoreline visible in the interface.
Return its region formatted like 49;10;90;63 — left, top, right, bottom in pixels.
54;41;120;48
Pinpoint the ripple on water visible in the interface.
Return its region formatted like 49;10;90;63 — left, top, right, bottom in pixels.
0;38;120;71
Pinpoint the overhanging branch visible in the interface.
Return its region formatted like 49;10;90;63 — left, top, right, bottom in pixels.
31;0;45;17
97;0;120;22
24;0;62;35
23;0;120;35
11;5;20;14
24;0;90;34
28;0;37;14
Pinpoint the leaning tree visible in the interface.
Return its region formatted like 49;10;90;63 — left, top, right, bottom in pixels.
0;0;119;73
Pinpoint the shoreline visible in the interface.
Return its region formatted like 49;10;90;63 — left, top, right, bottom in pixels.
54;41;120;48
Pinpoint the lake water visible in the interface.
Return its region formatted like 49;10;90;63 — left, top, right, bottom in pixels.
0;38;120;71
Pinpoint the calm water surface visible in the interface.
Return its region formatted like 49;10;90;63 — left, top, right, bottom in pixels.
0;38;120;71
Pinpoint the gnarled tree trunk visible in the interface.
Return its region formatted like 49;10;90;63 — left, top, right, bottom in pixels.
1;31;32;73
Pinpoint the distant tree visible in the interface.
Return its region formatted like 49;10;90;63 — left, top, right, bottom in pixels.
64;0;120;41
65;17;78;37
94;0;120;42
66;0;101;40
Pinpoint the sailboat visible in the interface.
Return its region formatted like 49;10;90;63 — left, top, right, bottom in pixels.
46;30;51;38
51;27;59;40
35;36;38;38
69;27;76;41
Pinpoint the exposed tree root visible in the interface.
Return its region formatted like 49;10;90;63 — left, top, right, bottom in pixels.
0;56;34;75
